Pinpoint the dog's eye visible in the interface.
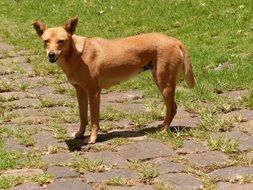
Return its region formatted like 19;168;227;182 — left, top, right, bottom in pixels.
57;40;64;44
44;40;49;43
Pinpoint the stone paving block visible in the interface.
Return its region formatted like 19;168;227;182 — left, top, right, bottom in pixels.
0;91;37;100
28;86;55;95
170;117;199;128
175;108;195;118
3;124;43;130
10;115;51;125
43;106;72;114
47;166;79;178
223;109;253;120
116;141;176;161
3;55;27;63
101;91;143;103
220;90;248;100
42;153;75;165
11;108;42;117
82;150;129;167
109;186;154;190
14;76;47;86
151;158;184;174
10;183;43;190
214;62;235;71
34;131;68;149
45;179;92;190
102;102;147;113
0;72;20;81
210;166;253;180
9;98;40;108
185;151;229;167
217;182;253;190
40;93;73;102
18;62;33;73
170;108;199;128
155;173;203;190
237;120;253;135
247;152;253;159
176;140;208;154
0;65;15;75
212;130;253;151
146;109;199;129
0;42;15;52
2;168;44;177
101;119;135;130
4;137;29;152
84;168;139;183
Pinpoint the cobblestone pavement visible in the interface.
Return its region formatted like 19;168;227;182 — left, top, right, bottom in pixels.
0;42;253;190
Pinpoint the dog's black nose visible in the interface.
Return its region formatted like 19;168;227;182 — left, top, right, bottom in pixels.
48;52;57;63
48;52;56;59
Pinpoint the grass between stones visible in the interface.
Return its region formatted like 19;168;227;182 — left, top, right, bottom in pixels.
47;123;69;141
0;148;45;171
0;174;54;189
72;155;107;173
154;182;175;190
208;137;240;154
105;176;133;187
129;161;159;183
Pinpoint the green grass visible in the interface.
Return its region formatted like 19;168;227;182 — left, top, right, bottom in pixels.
72;155;107;173
0;174;54;189
208;137;240;154
105;176;132;186
1;0;253;98
0;82;14;93
129;160;159;182
154;182;175;190
0;148;44;171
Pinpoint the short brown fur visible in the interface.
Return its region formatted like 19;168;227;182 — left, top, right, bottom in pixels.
33;17;195;143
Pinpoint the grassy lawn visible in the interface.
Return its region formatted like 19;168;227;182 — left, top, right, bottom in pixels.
0;0;253;189
1;0;252;99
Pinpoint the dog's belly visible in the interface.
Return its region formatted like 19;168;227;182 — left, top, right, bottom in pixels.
100;70;140;88
99;60;153;89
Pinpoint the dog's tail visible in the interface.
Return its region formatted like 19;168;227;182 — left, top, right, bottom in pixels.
179;44;195;88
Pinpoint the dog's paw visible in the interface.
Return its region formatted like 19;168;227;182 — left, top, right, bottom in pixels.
161;127;168;133
88;135;97;144
159;124;168;133
157;123;164;129
72;131;84;139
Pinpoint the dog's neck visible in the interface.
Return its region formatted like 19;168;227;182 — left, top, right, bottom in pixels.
57;34;87;77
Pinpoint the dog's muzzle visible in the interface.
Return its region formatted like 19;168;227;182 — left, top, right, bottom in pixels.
48;51;57;63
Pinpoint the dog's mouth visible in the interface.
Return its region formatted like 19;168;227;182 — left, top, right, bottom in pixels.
49;57;57;63
47;51;61;63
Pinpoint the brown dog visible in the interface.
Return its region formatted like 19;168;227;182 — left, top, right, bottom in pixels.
32;17;195;144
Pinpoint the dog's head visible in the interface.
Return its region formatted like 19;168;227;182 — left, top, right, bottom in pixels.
32;17;78;63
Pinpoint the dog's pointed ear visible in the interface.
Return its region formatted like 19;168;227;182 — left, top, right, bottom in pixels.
32;21;47;37
64;16;78;35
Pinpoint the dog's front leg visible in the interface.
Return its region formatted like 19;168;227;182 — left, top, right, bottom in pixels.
72;85;88;139
88;89;101;144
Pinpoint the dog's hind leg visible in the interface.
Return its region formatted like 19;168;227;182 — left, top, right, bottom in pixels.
160;83;177;132
153;57;180;132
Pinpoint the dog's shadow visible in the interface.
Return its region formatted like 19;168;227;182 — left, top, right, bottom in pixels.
65;124;192;151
